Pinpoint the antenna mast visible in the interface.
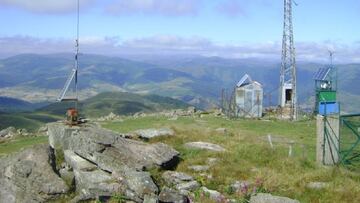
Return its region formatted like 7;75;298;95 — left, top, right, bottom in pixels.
75;0;79;109
279;0;297;120
57;0;80;125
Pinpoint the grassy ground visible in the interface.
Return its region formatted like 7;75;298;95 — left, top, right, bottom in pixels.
0;136;48;157
103;115;360;203
0;112;61;132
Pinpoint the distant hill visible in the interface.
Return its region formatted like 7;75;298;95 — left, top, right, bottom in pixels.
0;97;48;112
39;92;190;117
0;53;359;111
0;92;189;131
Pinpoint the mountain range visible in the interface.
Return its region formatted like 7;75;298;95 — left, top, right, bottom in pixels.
0;53;359;113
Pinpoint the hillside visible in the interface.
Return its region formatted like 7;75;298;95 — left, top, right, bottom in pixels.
0;54;359;111
2;113;359;202
0;92;189;131
40;92;190;117
0;96;48;112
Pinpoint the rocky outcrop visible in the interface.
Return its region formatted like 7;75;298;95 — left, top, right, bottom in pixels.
47;122;179;171
250;193;300;203
0;144;69;203
0;127;16;139
0;127;33;140
46;122;181;202
97;112;123;122
184;142;226;152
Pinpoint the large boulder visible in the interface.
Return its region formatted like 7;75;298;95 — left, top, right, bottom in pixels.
250;193;300;203
0;144;69;203
47;122;180;171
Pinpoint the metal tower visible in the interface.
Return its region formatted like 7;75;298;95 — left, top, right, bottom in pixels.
57;0;80;125
279;0;297;120
58;0;80;105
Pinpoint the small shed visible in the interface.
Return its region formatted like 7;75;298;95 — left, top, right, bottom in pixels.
235;74;263;118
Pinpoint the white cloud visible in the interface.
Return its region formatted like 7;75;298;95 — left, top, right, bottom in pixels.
0;0;94;14
0;35;359;63
105;0;201;16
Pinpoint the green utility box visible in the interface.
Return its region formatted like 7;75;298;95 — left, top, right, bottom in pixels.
318;91;336;102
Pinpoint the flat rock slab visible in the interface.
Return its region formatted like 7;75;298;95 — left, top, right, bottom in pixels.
184;142;226;152
162;171;194;185
64;150;97;171
250;193;300;203
175;180;200;192
188;165;210;172
306;182;329;190
134;128;175;140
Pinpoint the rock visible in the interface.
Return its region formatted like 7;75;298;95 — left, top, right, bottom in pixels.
230;180;251;194
114;170;159;198
74;169;123;199
47;122;178;201
97;112;123;121
249;193;300;203
184;142;226;152
143;194;159;203
162;171;194;185
133;128;175;140
0;126;16;139
306;182;329;190
175;180;200;192
64;150;97;171
59;168;75;186
159;187;188;203
38;126;48;134
201;187;225;203
207;158;218;166
215;128;227;135
188;165;210;172
18;128;30;136
47;123;180;171
0;144;69;203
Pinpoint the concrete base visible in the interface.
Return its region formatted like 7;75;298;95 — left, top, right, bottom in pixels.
316;114;340;165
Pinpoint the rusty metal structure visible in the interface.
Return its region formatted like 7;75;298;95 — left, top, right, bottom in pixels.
57;0;80;124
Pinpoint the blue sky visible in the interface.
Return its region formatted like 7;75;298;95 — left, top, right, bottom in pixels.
0;0;359;62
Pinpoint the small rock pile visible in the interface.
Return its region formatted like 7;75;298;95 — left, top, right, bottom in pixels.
0;126;32;141
97;112;123;121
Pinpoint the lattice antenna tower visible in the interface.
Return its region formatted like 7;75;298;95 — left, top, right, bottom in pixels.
57;0;80;109
279;0;297;120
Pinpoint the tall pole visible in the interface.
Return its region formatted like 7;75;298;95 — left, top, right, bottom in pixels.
279;0;297;120
75;0;80;110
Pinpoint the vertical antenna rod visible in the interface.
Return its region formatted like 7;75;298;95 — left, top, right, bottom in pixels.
279;0;297;120
74;0;80;109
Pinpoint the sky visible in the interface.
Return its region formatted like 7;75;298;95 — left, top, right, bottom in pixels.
0;0;359;62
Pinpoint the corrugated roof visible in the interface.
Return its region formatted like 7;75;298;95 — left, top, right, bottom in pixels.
236;74;253;87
